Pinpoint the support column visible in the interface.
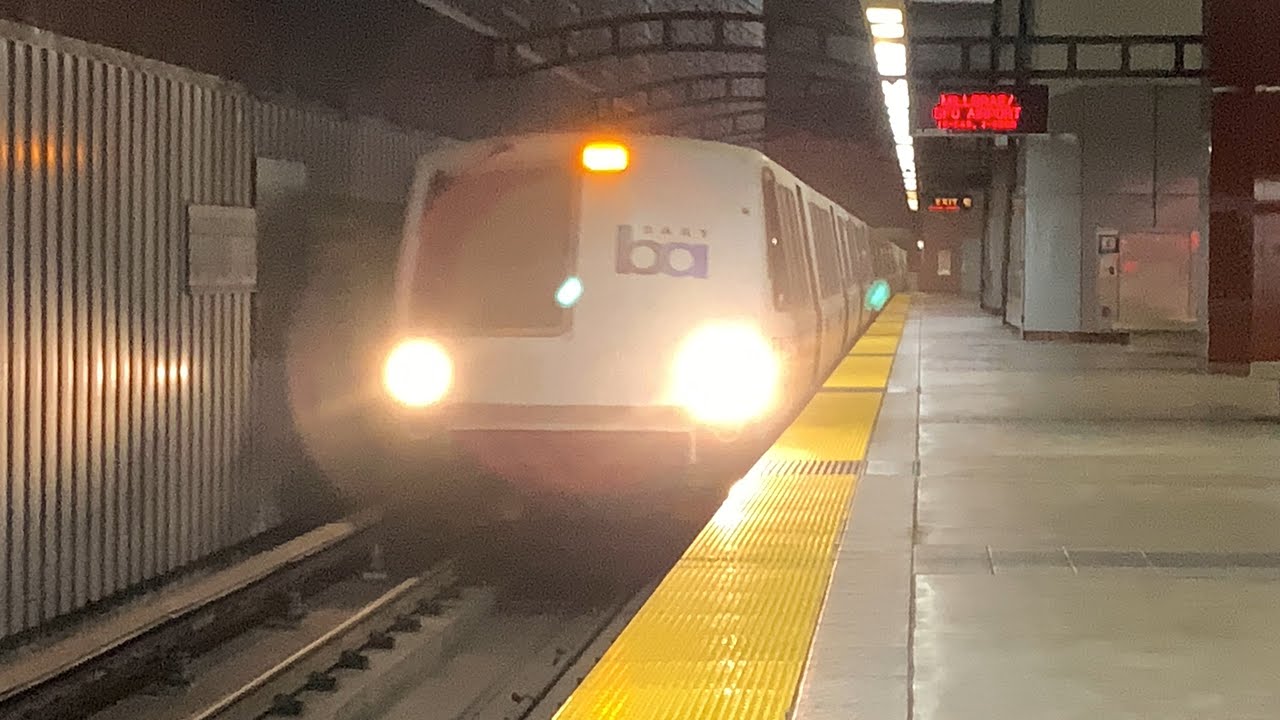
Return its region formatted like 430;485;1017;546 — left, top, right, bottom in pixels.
1207;0;1280;368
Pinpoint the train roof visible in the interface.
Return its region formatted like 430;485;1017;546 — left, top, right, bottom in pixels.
408;132;912;247
411;132;775;180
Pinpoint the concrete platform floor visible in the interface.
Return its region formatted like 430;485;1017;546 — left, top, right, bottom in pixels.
798;295;1280;720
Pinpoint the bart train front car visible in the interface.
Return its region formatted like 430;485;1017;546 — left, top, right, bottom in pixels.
381;133;906;495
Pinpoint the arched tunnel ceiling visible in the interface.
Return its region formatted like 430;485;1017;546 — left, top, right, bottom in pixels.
431;0;916;229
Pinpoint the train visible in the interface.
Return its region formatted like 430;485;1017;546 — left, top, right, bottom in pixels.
376;133;908;500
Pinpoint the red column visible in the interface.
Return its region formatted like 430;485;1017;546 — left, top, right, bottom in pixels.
1208;0;1280;365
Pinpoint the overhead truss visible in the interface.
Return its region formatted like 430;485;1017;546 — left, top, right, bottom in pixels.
480;11;845;80
477;10;1205;156
913;34;1204;81
592;71;767;123
480;10;1205;83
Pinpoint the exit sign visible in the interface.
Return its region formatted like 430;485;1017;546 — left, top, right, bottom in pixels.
920;85;1049;135
928;196;974;213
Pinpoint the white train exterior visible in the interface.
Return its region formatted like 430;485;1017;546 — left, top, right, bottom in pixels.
382;133;907;491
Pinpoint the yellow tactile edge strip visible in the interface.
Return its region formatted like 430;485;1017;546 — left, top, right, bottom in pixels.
553;296;911;720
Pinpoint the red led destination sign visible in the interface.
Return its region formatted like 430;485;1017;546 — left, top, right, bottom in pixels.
923;85;1049;135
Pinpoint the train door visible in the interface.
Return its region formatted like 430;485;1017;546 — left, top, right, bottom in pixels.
805;201;847;376
843;218;865;338
832;211;854;352
762;169;817;405
793;188;827;385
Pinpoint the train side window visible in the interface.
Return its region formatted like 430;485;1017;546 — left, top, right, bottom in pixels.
808;202;840;298
855;222;874;282
834;213;852;285
839;219;852;280
849;220;864;282
779;189;811;307
832;216;847;285
823;210;842;294
761;169;791;308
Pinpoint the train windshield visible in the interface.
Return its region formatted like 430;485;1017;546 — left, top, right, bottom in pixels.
410;163;574;334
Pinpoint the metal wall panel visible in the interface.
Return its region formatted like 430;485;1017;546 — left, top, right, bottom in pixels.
252;100;446;205
1;23;254;641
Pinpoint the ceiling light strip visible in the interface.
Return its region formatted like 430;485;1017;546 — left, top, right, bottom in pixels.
866;3;918;212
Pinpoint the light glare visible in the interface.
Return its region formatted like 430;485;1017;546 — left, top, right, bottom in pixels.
555;276;584;308
384;338;452;408
866;279;893;312
672;323;779;426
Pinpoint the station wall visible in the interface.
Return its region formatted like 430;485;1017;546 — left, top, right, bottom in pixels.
972;0;1207;334
0;19;442;643
919;190;986;295
992;83;1208;334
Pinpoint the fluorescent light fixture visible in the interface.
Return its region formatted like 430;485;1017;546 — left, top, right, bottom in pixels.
870;8;918;211
872;22;905;39
866;7;904;24
874;41;907;76
881;79;910;107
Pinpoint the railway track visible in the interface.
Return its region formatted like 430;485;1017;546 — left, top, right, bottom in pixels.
187;559;477;720
0;511;385;720
0;487;708;720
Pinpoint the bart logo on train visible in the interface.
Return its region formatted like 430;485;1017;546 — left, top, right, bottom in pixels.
615;224;709;278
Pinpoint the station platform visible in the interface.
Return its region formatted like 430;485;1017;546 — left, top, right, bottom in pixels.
553;294;1280;720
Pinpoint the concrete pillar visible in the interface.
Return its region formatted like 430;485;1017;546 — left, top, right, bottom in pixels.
1207;0;1280;369
982;145;1015;313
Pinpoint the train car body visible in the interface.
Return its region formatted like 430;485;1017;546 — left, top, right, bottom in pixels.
381;133;907;495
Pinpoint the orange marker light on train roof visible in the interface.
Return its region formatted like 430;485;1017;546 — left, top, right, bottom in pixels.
581;142;629;173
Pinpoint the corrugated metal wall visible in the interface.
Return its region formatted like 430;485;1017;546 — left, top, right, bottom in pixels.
1;21;443;642
253;101;443;204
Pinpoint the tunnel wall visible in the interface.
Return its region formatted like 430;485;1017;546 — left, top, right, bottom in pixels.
0;19;443;643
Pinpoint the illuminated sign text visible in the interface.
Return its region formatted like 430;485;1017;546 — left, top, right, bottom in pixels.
923;85;1049;135
928;196;975;213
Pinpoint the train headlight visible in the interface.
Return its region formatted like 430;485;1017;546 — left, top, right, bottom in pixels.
672;323;780;426
383;338;452;408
